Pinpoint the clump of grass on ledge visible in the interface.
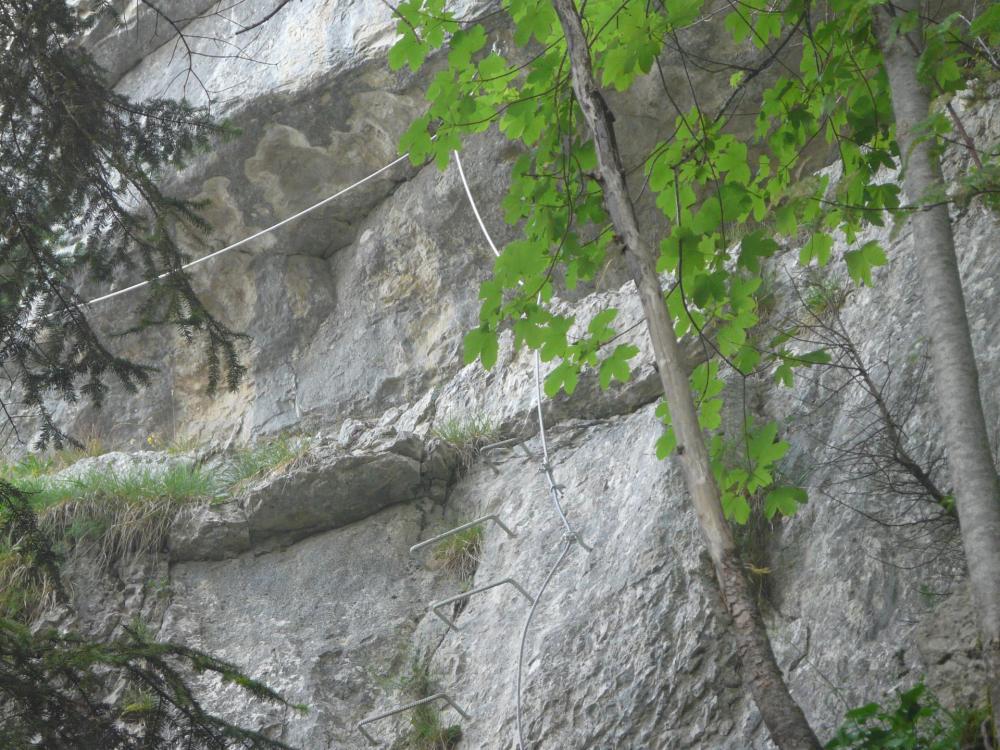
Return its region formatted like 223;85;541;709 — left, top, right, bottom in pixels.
431;525;483;584
431;414;500;470
1;436;106;484
0;433;311;574
431;415;500;447
219;434;311;496
28;464;221;568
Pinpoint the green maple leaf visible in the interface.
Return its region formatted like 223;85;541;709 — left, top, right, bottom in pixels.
764;486;808;519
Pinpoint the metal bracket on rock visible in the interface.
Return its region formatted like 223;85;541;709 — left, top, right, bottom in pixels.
409;514;516;556
430;578;534;631
357;693;471;746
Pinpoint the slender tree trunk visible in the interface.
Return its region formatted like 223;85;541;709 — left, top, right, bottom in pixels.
550;2;820;747
877;2;1000;734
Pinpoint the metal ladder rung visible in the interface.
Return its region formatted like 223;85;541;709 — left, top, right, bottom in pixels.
357;692;471;746
430;578;533;631
478;436;522;452
410;513;515;555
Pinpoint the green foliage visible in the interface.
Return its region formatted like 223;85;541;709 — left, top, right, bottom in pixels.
803;273;851;318
0;433;310;571
386;0;1000;531
219;434;312;494
827;683;992;749
945;148;1000;214
0;616;301;749
431;414;501;470
431;525;484;582
702;419;807;524
0;1;246;449
0;480;300;749
845;241;889;288
431;415;500;448
393;658;463;750
120;685;160;721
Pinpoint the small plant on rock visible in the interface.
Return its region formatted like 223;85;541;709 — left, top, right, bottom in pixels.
431;525;484;584
827;682;993;750
221;433;312;493
802;273;850;319
408;708;462;750
395;659;462;750
431;415;500;470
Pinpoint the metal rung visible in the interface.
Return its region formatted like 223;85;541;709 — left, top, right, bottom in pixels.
410;514;515;555
479;436;522;452
357;693;471;746
430;578;533;631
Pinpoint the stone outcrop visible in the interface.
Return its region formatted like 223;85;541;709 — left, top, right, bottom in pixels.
168;429;460;560
24;2;1000;748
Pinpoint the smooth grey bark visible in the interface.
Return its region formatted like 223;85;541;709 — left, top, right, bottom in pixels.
876;1;1000;734
550;1;821;747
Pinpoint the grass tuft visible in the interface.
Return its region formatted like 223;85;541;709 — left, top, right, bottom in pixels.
395;659;462;750
802;273;850;318
0;433;313;589
29;464;221;568
0;545;60;622
218;434;311;496
409;715;462;750
431;415;500;471
1;436;106;484
431;415;499;447
431;525;483;584
145;432;202;456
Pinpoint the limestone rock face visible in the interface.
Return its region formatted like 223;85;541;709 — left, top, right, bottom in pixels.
29;2;1000;749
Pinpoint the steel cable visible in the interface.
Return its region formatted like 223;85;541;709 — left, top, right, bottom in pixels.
454;148;590;750
78;151;416;309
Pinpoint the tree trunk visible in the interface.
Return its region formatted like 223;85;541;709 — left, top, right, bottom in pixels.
550;2;821;747
877;2;1000;734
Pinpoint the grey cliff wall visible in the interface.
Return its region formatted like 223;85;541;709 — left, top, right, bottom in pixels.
29;1;1000;748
